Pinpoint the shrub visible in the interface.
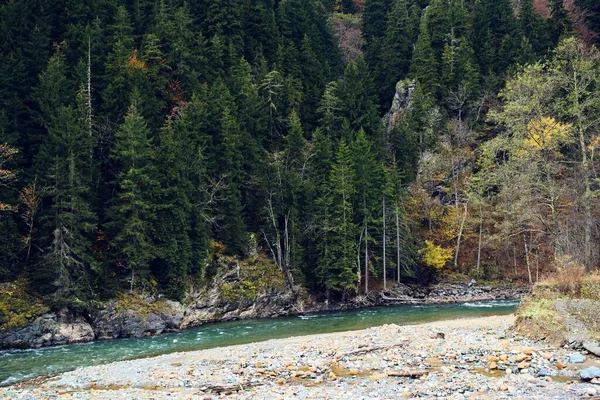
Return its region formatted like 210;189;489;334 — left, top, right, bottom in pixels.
0;278;49;331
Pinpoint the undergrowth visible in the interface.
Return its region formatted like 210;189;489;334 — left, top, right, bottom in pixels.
0;278;49;331
515;267;600;343
221;256;286;303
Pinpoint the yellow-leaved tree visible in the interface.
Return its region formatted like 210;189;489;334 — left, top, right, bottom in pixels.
420;240;453;271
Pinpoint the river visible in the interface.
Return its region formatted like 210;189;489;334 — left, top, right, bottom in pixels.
0;300;519;386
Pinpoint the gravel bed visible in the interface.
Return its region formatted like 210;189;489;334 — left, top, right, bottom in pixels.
2;315;599;399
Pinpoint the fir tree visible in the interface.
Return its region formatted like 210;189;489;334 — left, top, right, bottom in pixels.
319;139;357;296
109;102;156;292
410;12;440;98
339;57;381;137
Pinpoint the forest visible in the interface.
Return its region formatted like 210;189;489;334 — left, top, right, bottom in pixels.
1;0;600;310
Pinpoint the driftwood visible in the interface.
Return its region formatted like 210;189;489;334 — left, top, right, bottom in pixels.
387;369;429;378
200;381;260;394
334;340;410;359
380;293;419;302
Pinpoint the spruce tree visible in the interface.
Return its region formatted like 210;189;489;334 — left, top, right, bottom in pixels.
152;116;193;301
518;0;550;61
548;0;573;46
109;102;156;292
410;12;440;98
318;139;357;296
380;0;418;105
102;5;135;123
339;57;381;137
215;106;246;255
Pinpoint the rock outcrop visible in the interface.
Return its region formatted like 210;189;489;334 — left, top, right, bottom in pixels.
0;310;94;349
383;79;416;137
93;299;184;340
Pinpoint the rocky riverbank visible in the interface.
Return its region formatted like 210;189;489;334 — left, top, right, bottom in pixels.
0;280;527;350
0;279;528;350
2;315;599;399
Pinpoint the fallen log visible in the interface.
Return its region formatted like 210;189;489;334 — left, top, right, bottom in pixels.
200;381;260;394
387;369;429;378
334;340;410;359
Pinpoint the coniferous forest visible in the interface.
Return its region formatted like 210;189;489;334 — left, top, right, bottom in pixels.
1;0;600;311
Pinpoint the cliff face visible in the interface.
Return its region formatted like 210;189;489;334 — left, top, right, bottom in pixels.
382;79;416;138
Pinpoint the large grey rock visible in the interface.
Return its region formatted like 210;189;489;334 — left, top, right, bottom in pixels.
568;353;587;363
583;341;600;358
0;310;94;349
580;367;600;381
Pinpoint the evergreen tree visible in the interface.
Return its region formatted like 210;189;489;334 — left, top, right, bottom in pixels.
151;115;193;301
215;106;246;255
30;46;97;300
317;81;342;138
351;129;384;291
548;0;573;46
410;12;440;98
380;0;419;105
338;57;381;137
176;96;212;280
473;0;520;85
318;139;357;296
518;0;550;62
102;5;135;123
109;102;156;292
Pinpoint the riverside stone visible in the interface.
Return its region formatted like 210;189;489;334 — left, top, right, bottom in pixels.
580;367;600;381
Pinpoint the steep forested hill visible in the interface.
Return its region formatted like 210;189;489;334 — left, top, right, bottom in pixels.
0;0;598;311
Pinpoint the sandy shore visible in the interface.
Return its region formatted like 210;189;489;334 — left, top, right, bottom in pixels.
2;314;599;399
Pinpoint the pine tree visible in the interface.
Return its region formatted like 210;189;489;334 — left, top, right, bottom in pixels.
102;5;135;123
473;0;520;84
215;106;246;255
109;102;156;292
176;95;212;280
152;115;193;300
339;57;381;137
351;129;384;292
380;0;419;105
410;12;440;98
548;0;573;46
318;139;357;296
317;81;342;138
518;0;550;61
31;46;97;301
36;92;97;302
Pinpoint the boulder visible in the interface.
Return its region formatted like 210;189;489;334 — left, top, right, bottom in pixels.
580;367;600;381
567;353;586;363
583;341;600;358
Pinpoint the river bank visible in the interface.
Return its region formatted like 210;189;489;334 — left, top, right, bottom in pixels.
0;279;528;350
2;314;599;399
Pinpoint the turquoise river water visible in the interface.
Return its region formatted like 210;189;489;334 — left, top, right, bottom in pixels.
0;300;519;386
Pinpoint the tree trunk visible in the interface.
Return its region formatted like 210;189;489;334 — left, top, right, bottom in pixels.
513;245;518;279
476;203;483;277
396;200;401;284
383;198;387;291
454;203;468;270
364;224;368;294
523;233;533;286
